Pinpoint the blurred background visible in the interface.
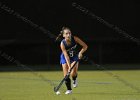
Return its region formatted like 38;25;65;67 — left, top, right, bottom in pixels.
0;0;140;71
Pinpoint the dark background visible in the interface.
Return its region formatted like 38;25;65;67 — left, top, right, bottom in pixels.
0;0;140;70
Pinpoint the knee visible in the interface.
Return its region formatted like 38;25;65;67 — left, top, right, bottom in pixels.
71;72;77;77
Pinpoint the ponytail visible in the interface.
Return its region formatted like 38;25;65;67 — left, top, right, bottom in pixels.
55;31;63;42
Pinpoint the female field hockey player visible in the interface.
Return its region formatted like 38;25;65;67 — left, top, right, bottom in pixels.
56;27;88;94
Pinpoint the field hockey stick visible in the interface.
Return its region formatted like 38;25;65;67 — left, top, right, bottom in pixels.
53;56;88;92
54;59;79;92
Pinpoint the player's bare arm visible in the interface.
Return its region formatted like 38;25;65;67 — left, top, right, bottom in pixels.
60;42;71;68
74;36;88;59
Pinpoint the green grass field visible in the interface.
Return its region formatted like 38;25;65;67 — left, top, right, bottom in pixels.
0;70;140;100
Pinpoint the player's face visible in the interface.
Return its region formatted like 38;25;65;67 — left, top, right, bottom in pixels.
63;29;71;40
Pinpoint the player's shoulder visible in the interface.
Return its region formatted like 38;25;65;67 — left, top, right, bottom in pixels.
73;35;80;41
60;39;65;43
73;35;77;39
60;39;65;46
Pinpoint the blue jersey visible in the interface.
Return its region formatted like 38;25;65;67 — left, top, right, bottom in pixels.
60;36;78;64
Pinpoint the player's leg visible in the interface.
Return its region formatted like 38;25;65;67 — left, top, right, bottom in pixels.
70;61;79;88
62;63;72;94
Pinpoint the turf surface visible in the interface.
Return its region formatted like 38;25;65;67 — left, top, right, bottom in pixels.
0;70;140;100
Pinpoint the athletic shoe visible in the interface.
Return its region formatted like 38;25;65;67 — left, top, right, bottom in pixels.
65;90;72;94
73;79;78;88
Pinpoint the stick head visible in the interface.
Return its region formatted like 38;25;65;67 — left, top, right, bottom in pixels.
54;86;58;92
55;91;60;95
